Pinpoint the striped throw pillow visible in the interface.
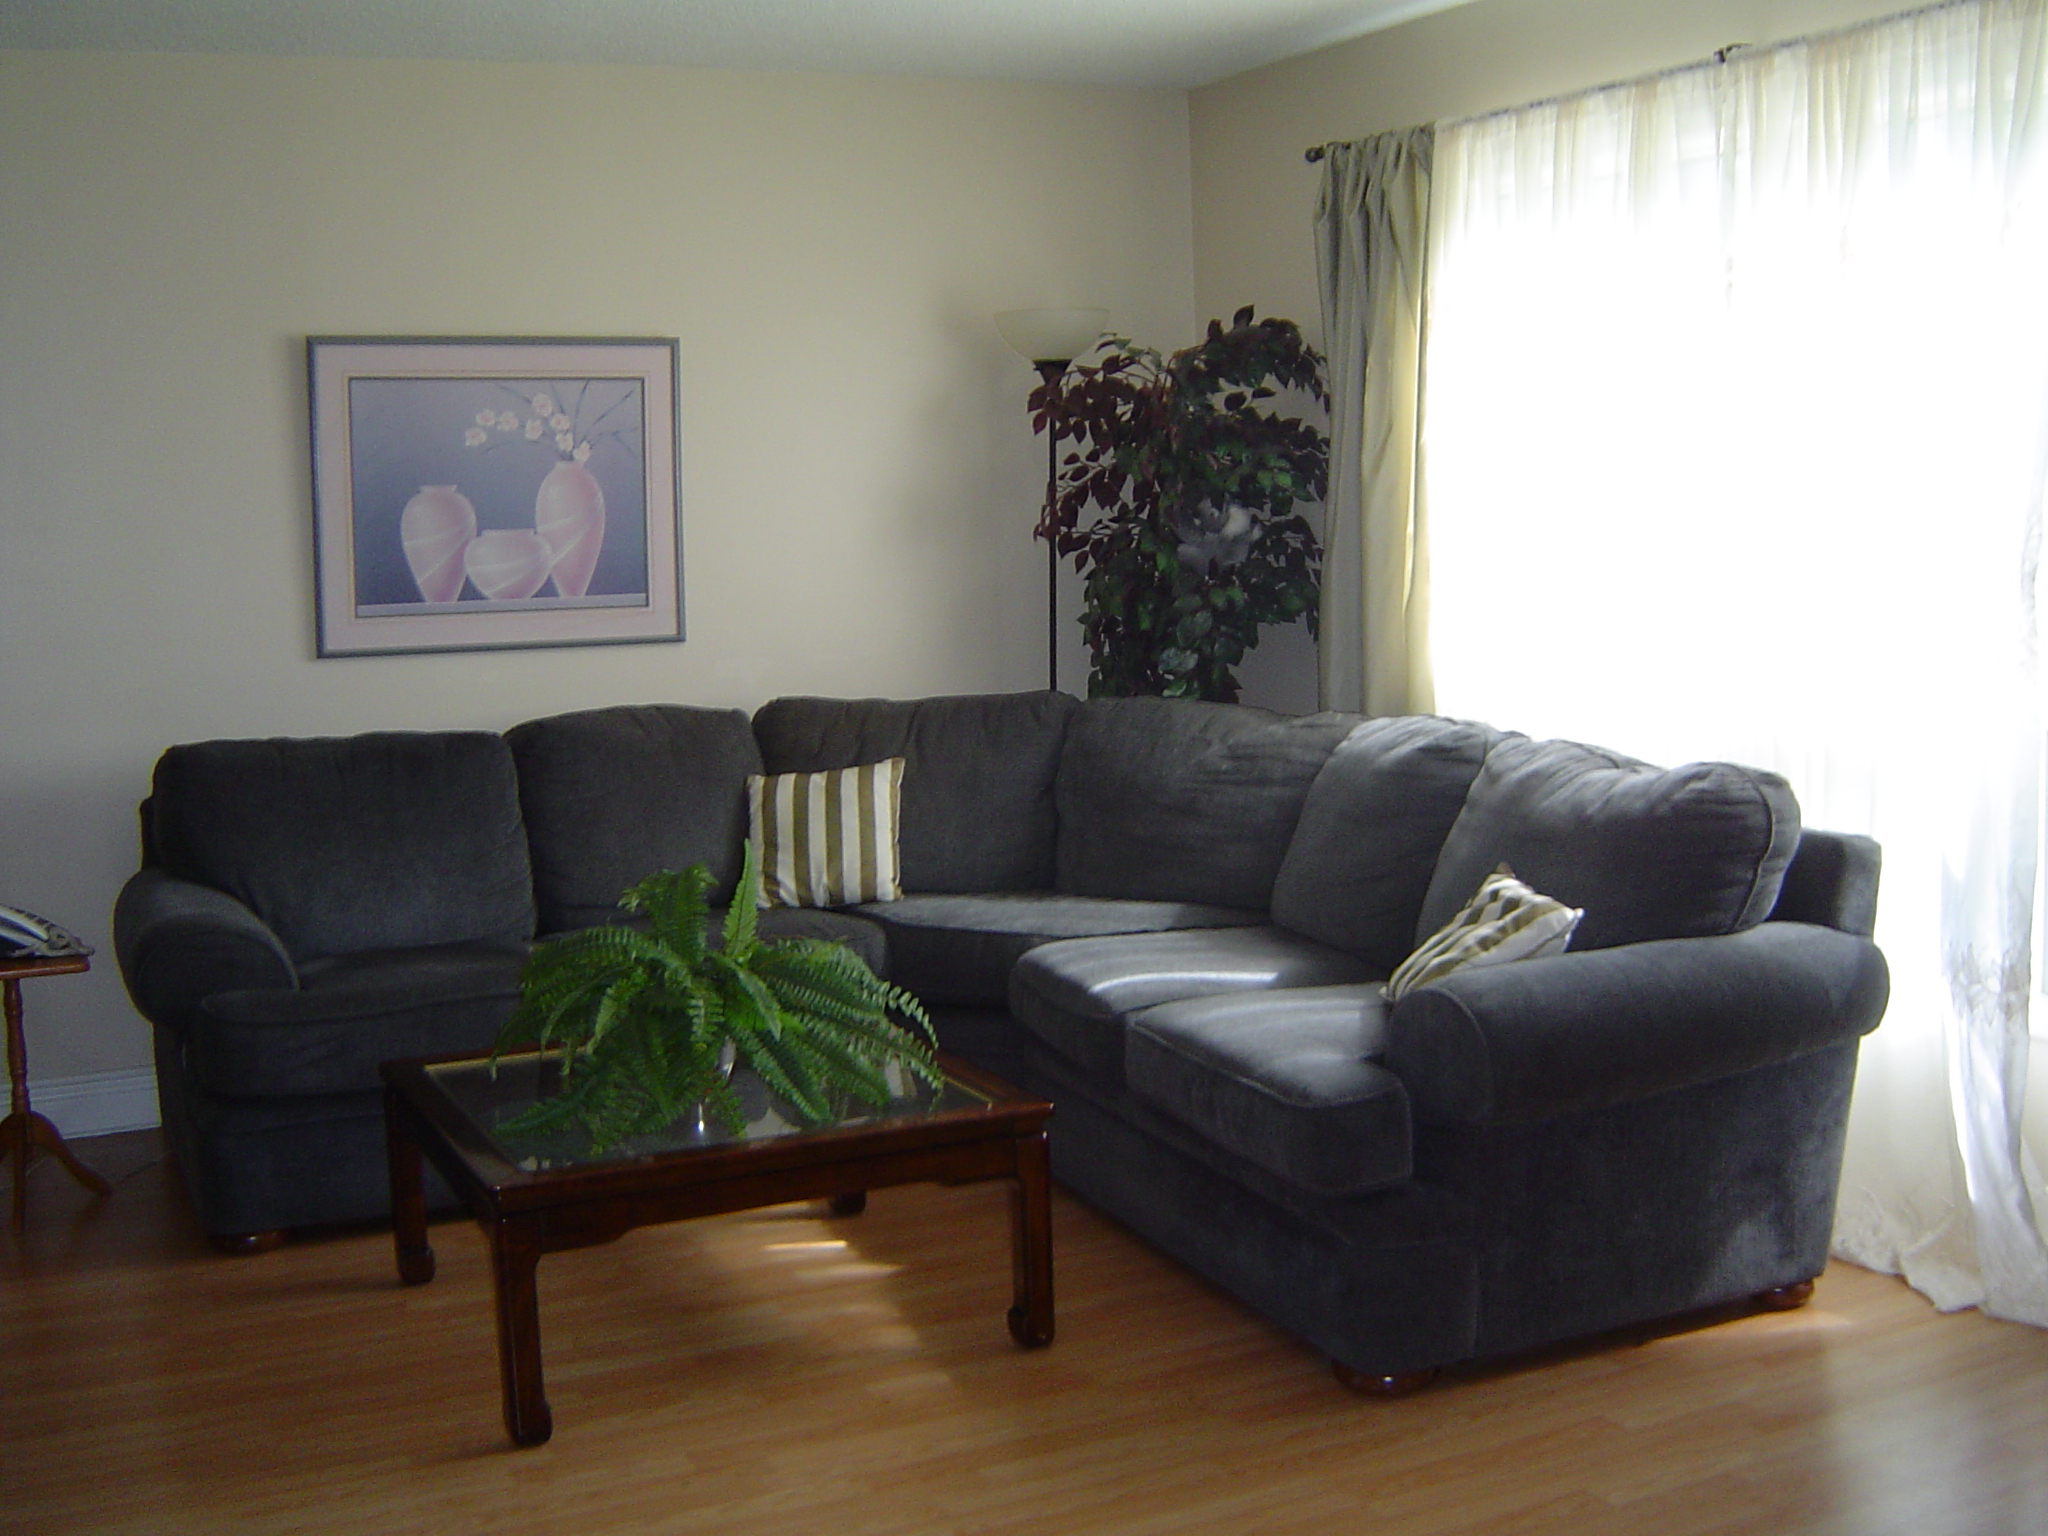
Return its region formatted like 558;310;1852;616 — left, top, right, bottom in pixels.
748;759;905;908
1382;864;1581;1002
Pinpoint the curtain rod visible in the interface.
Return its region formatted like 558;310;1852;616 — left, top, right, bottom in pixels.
1302;41;1750;163
1299;0;1983;164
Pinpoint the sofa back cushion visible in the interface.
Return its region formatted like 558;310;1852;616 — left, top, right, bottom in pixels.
151;731;535;963
1269;715;1499;971
1415;735;1801;953
1055;697;1362;911
753;691;1077;893
507;704;762;932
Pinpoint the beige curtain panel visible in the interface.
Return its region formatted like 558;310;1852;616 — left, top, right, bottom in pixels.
1312;126;1436;719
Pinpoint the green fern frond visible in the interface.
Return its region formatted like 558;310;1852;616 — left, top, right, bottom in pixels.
788;1026;896;1107
620;866;716;958
722;841;764;959
755;976;882;1031
724;962;791;1042
720;995;814;1116
747;1026;837;1124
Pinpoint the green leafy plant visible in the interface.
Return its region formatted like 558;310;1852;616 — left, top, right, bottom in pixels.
1036;307;1328;703
493;845;939;1149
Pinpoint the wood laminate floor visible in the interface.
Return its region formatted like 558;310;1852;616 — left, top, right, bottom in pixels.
4;1130;2046;1535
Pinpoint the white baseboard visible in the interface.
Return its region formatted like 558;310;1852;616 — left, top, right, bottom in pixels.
29;1067;160;1138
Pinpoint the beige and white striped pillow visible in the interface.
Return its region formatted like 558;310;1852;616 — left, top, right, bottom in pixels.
1382;864;1581;1003
748;759;905;909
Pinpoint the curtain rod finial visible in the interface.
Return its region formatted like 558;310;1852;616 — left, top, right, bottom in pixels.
1305;144;1327;164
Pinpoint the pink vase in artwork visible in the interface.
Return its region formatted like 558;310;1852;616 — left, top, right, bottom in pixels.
463;529;555;602
399;486;477;603
535;459;606;598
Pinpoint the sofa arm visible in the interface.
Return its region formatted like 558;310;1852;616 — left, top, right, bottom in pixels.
113;868;298;1029
1384;922;1888;1127
1767;829;1882;937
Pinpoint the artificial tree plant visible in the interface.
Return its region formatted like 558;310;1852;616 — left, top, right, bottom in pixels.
493;846;938;1149
1034;307;1328;702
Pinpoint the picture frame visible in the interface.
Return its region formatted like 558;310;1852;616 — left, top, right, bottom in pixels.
307;336;682;657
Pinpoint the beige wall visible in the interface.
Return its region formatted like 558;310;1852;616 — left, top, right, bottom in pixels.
0;49;1192;1089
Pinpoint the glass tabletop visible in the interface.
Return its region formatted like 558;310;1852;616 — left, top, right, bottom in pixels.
427;1051;992;1173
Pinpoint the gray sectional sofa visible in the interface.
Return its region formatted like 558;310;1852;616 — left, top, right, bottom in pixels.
113;689;1888;1388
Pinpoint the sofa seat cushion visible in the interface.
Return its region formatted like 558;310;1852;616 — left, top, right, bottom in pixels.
1125;985;1412;1198
1008;927;1377;1086
185;941;527;1099
854;892;1265;1007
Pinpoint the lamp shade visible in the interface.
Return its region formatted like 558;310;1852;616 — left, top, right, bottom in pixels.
995;308;1110;367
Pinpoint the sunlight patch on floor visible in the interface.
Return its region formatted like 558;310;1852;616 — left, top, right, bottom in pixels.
1640;1308;1859;1351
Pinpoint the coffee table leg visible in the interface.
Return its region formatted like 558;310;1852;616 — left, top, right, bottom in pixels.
1006;1129;1055;1348
4;1108;25;1233
384;1086;435;1286
490;1217;553;1446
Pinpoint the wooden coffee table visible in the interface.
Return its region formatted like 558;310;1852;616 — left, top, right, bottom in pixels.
381;1048;1054;1447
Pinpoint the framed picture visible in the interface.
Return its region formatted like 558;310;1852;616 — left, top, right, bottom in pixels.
307;336;682;657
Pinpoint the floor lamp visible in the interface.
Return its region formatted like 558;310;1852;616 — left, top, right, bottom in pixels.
996;308;1108;693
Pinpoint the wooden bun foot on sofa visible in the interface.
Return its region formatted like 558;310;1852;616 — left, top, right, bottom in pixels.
1333;1362;1438;1397
209;1230;286;1256
1758;1278;1817;1310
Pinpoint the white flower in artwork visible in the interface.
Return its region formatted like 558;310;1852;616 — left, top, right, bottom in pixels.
455;376;639;468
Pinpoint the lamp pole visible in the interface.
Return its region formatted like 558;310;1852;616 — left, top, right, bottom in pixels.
1033;358;1066;693
994;308;1108;696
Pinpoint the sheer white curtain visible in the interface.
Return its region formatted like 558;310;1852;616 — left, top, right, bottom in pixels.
1422;0;2048;1320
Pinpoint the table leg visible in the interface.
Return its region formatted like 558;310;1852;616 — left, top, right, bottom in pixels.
5;978;28;1230
26;1112;112;1189
489;1217;553;1446
4;1108;25;1233
1006;1129;1055;1348
384;1086;435;1285
4;978;110;1229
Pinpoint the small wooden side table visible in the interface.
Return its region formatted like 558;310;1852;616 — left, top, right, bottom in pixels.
2;954;112;1229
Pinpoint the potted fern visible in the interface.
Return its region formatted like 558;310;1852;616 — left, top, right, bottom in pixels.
492;845;939;1150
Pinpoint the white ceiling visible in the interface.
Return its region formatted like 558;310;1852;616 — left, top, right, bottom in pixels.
0;0;1479;90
